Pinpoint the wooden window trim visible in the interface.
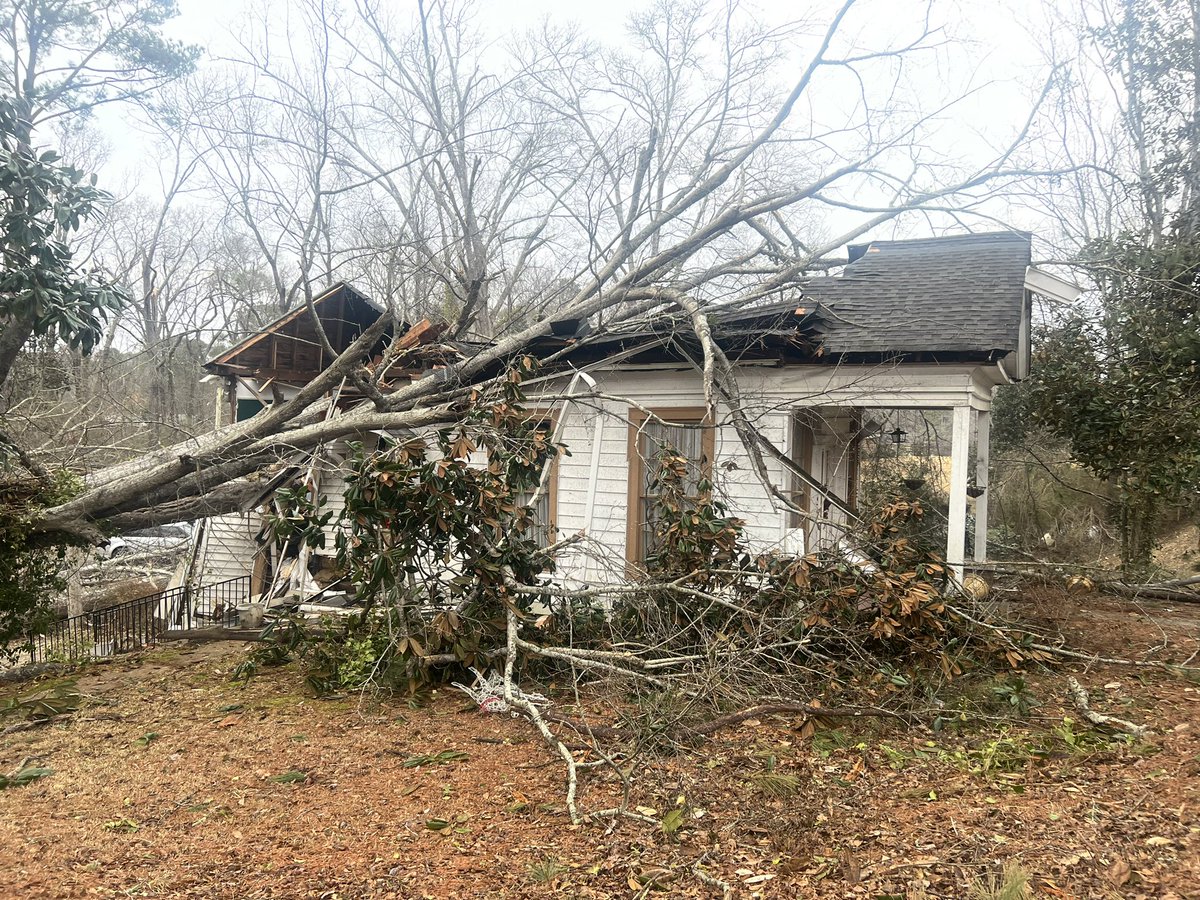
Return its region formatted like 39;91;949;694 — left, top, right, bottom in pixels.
625;406;716;568
847;409;862;511
524;409;560;541
786;410;817;533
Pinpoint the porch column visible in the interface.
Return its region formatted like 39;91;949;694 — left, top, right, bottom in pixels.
946;405;971;583
973;409;991;562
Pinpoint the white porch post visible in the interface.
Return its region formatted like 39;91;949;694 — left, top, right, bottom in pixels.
947;405;971;583
973;409;991;562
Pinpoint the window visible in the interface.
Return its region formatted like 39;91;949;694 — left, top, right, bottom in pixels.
626;408;715;566
236;398;265;421
514;415;558;548
786;411;817;531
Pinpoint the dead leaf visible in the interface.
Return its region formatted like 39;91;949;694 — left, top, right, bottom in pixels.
1107;858;1132;885
842;850;860;883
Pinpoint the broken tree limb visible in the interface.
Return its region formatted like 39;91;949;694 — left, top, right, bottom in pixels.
1109;582;1200;604
969;563;1200;604
1152;574;1200;590
690;701;914;735
0;713;73;736
540;701;913;745
692;853;734;900
1066;676;1149;738
502;609;582;824
514;637;684;692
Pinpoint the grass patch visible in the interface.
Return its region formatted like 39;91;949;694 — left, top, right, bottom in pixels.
969;862;1031;899
877;718;1144;785
528;856;567;884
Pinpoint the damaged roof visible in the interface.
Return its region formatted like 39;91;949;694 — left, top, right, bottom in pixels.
203;231;1034;385
204;283;389;378
801;230;1032;357
558;230;1033;365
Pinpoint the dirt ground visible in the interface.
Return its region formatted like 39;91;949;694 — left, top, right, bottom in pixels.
1;590;1198;899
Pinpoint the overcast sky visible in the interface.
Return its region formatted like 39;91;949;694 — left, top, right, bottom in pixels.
96;0;1085;252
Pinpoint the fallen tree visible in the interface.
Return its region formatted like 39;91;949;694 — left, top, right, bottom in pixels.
0;0;1066;550
0;4;1083;810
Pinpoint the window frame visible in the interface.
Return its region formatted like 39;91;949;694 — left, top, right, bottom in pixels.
625;406;716;568
520;410;560;546
786;410;818;533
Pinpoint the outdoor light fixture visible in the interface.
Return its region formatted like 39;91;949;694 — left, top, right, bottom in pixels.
887;426;908;446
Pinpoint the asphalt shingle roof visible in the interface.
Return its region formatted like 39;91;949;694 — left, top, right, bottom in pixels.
795;230;1031;356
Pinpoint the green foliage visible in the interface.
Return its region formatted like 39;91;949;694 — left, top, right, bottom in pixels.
880;719;1122;782
617;495;1019;702
1090;0;1200;236
0;680;81;720
326;359;557;687
231;613;305;682
0;471;85;657
0;766;53;790
335;365;557;619
264;485;332;552
296;606;485;696
1020;2;1200;574
0;514;66;656
527;857;566;884
989;676;1039;718
659;807;686;836
0;97;126;355
235;360;563;696
1025;238;1200;573
268;770;308;784
968;862;1031;900
400;750;469;767
3;1;199;120
0;87;128;653
643;447;745;583
750;754;802;798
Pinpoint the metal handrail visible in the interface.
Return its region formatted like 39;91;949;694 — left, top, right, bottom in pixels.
23;576;252;663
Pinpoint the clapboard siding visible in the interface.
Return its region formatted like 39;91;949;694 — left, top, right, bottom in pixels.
196;366;865;586
537;370;852;577
198;512;258;583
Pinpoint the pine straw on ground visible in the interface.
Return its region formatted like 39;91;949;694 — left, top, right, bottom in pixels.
0;589;1197;899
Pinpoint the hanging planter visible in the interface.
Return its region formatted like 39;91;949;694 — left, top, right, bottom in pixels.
967;485;986;498
902;476;926;490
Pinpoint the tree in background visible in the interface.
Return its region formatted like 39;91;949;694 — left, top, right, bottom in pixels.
1026;239;1200;574
0;97;125;438
1019;0;1200;575
0;0;197;406
0;96;126;640
0;0;198;135
0;0;195;630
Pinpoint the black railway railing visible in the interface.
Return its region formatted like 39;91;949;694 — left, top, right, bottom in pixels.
27;576;253;664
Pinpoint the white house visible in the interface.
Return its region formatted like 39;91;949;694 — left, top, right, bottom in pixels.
184;231;1080;609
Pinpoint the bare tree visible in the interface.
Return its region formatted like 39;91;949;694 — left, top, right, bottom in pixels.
13;0;1057;542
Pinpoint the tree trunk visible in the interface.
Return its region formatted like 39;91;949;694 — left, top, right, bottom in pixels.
1118;489;1158;579
0;313;36;410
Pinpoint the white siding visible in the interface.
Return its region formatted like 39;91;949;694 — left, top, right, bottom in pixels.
198;360;989;587
197;512;258;584
535;371;823;581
